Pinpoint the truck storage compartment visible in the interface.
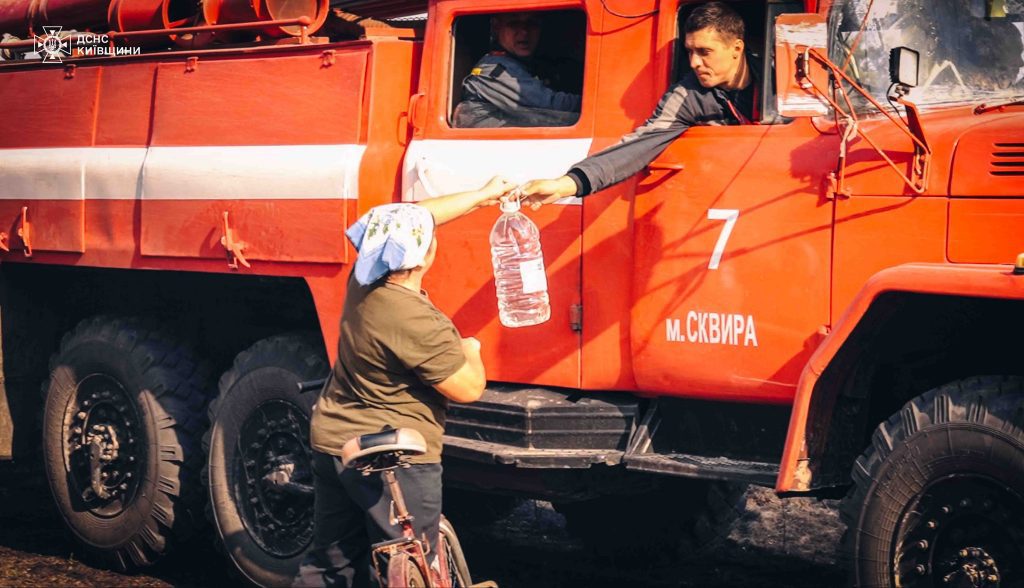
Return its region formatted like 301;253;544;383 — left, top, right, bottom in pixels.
140;47;370;264
0;67;101;254
443;386;639;468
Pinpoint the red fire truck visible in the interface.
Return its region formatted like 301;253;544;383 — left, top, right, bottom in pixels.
0;0;1022;585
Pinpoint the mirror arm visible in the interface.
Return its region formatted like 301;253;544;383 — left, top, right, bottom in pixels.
796;47;931;195
802;48;930;155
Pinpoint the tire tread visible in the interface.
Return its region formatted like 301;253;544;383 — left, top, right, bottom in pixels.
42;315;212;569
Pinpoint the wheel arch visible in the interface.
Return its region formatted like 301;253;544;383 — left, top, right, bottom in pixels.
0;263;326;459
778;263;1024;493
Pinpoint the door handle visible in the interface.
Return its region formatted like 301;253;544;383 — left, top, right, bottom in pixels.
647;162;685;171
413;158;439;199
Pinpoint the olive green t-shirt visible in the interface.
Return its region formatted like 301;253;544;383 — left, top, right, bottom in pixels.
311;272;466;464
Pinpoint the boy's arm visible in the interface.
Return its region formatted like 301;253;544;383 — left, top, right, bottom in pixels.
417;176;516;225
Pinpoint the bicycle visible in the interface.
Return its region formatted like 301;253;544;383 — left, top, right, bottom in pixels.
340;427;496;588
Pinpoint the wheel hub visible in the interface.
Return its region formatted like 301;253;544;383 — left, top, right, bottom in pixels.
235;400;314;557
66;374;143;516
942;547;1000;588
894;475;1024;588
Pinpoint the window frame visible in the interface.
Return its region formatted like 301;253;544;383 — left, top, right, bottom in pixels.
666;0;805;125
422;1;596;140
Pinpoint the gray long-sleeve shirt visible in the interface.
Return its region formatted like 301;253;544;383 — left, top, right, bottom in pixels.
568;60;759;196
454;53;582;128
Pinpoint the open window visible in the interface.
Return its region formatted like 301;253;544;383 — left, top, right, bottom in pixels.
674;0;803;123
449;9;586;129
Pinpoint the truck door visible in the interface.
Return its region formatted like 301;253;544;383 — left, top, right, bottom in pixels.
403;6;596;388
628;1;834;403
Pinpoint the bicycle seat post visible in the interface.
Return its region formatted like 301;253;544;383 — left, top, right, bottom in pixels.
382;468;414;529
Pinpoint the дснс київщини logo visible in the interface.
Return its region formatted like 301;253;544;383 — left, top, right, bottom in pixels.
33;26;71;63
29;29;140;62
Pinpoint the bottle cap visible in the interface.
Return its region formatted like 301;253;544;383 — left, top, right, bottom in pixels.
500;195;522;213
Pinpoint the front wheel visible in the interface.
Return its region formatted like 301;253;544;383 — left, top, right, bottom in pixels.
841;376;1024;587
439;516;472;587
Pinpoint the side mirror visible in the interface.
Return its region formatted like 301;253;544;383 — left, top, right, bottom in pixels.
774;13;830;118
889;46;920;89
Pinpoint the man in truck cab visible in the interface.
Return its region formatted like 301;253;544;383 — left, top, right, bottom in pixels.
519;1;758;203
453;11;582;128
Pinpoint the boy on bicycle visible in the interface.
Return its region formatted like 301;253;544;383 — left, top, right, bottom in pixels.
294;178;514;588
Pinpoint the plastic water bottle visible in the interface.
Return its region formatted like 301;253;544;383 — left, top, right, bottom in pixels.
489;197;550;328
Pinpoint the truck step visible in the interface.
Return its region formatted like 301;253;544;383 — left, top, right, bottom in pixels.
622;453;779;487
442;435;623;468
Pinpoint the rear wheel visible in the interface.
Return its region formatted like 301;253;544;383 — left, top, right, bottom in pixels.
204;334;328;587
41;316;210;569
841;376;1024;587
386;552;428;588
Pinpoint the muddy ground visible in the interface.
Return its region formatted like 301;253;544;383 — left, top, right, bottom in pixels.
0;461;846;587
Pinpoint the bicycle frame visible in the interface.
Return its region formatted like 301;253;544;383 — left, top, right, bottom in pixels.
369;467;440;585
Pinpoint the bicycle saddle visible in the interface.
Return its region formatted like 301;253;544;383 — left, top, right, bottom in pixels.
340;428;427;469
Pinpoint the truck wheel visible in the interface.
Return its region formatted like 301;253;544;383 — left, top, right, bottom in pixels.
205;334;328;587
556;479;746;563
41;316;210;569
841;376;1024;587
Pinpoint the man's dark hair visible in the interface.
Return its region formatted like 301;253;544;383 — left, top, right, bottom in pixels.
684;2;745;42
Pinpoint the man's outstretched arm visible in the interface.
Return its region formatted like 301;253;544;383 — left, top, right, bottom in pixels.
521;83;695;207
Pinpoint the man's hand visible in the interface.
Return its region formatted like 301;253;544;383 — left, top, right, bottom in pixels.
519;176;578;210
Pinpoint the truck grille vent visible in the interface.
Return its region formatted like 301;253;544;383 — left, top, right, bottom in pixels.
992;142;1024;177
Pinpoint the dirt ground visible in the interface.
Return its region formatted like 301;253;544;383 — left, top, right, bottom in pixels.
0;461;846;587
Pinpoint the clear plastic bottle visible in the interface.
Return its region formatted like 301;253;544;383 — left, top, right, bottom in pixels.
489;198;550;328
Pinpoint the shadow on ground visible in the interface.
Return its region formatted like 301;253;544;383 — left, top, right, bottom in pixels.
0;462;845;587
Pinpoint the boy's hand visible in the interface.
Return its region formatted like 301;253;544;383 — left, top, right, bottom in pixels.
479;176;517;206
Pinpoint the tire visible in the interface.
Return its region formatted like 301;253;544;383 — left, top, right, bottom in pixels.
386;552;428;588
41;316;211;570
841;376;1024;588
205;334;328;587
439;516;473;587
555;479;747;563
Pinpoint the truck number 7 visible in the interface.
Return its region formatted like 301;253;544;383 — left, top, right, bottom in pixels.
707;209;739;270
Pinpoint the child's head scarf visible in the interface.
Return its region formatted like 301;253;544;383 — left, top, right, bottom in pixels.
346;203;435;286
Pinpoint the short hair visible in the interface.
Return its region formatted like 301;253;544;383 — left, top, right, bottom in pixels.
684;2;745;42
492;12;541;27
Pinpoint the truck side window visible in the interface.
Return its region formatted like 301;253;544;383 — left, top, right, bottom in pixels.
674;1;803;124
450;10;586;129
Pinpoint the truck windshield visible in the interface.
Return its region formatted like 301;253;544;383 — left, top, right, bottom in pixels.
828;0;1024;109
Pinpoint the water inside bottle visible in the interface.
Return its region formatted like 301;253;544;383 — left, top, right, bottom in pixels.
490;197;551;327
